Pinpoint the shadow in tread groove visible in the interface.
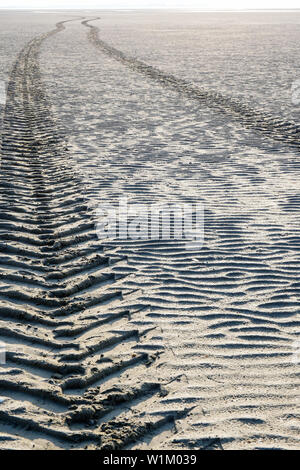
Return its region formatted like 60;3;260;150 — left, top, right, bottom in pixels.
82;17;300;150
0;17;178;450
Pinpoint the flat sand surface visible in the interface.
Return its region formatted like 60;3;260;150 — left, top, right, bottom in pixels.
0;10;299;450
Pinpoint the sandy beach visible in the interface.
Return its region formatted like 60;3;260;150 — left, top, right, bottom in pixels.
0;10;299;450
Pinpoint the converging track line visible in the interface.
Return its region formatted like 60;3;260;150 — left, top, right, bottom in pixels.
82;18;300;150
0;17;184;450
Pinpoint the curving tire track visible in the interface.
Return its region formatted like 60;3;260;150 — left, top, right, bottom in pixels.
0;19;184;450
82;18;300;149
77;17;300;449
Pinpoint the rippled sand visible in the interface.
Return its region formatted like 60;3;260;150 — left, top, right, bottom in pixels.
0;10;299;450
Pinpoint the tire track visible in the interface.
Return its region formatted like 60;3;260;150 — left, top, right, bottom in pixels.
74;17;300;449
0;19;184;450
82;18;300;149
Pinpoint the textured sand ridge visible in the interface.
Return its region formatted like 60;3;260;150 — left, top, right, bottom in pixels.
83;18;300;148
0;11;300;450
0;15;187;450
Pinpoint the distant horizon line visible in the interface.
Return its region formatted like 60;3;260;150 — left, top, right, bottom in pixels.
1;8;300;12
